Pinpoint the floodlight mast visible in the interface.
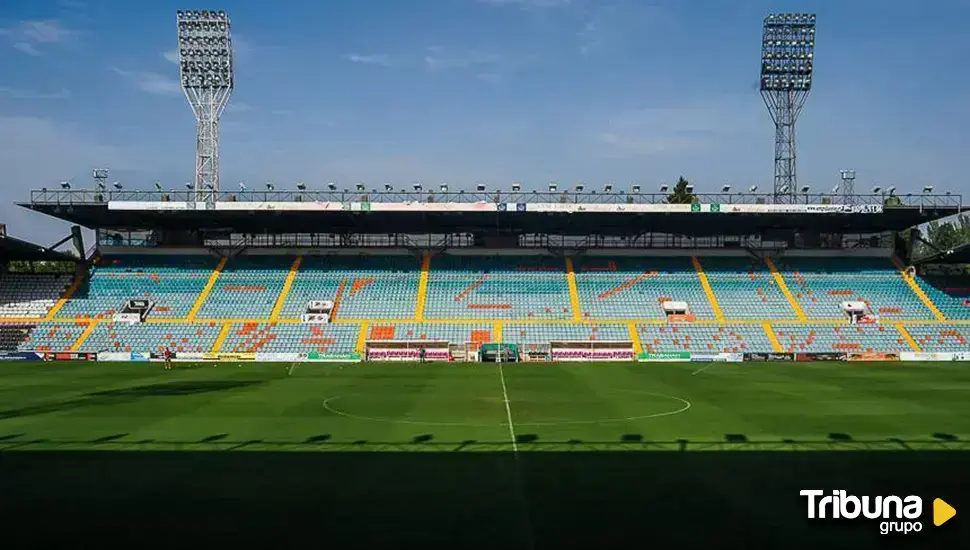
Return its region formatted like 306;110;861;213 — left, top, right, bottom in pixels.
176;9;233;207
760;13;816;204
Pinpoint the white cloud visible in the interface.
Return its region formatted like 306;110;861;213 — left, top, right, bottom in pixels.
0;86;71;100
0;19;74;54
112;67;181;97
345;53;393;66
162;49;179;64
227;102;251;113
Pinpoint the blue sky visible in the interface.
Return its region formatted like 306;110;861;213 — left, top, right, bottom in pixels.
1;0;969;243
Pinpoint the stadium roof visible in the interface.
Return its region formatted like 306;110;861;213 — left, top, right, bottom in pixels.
0;227;77;262
20;190;965;237
916;241;970;265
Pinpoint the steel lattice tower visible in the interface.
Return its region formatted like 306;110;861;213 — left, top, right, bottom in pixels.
176;10;234;206
760;13;816;203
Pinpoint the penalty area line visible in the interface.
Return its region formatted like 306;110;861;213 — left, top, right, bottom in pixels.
287;362;299;376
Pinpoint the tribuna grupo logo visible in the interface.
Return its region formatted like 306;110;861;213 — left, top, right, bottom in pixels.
800;490;956;535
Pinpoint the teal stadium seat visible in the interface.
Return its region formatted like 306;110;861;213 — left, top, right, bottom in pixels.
281;255;419;319
636;324;772;353
774;258;933;320
17;321;81;352
573;257;714;320
219;322;359;355
915;275;968;320
700;257;796;319
196;256;291;319
904;324;970;352
58;255;219;320
425;255;571;320
79;322;224;354
773;324;907;354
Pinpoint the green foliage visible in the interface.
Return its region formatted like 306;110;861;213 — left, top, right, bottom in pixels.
5;260;75;273
925;214;970;252
666;176;697;204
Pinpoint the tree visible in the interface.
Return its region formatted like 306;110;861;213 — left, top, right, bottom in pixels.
666;176;697;204
925;214;970;252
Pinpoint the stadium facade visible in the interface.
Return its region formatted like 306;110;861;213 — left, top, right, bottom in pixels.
2;188;968;364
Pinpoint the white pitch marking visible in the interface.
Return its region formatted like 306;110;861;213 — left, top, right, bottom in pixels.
498;364;518;453
691;362;717;375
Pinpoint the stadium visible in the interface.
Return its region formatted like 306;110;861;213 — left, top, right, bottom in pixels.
2;9;968;549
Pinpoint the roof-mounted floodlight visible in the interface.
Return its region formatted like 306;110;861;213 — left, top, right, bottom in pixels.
185;182;193;190
113;181;123;190
297;182;307;191
604;184;613;193
659;184;668;193
800;185;810;193
722;184;731;192
384;183;393;192
439;183;448;192
631;185;641;193
266;182;275;191
476;183;486;192
154;181;163;192
238;182;246;191
750;185;758;192
60;181;71;190
685;184;695;194
549;183;558;192
511;182;521;192
831;185;839;193
872;186;881;193
887;186;896;195
923;185;934;193
413;183;422;192
575;184;585;193
356;183;366;192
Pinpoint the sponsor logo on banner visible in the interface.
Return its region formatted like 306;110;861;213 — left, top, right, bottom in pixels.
305;351;362;362
131;352;151;361
45;352;96;361
847;352;900;362
255;352;302;362
689;353;743;363
795;352;847;362
551;349;634;361
97;352;132;362
899;352;955;362
953;352;970;361
108;201;189;211
0;351;44;361
203;352;257;361
365;349;450;361
638;352;691;362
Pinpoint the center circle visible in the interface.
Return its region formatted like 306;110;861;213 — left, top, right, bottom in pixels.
322;389;691;427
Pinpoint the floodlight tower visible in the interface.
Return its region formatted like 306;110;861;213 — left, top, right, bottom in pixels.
760;13;816;203
176;10;233;206
840;169;856;205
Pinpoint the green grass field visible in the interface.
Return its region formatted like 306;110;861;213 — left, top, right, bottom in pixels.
2;360;969;548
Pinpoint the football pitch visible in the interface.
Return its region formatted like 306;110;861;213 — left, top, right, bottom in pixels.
2;360;969;547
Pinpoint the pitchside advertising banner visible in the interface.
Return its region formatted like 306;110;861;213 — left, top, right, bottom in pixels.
0;351;44;361
638;352;691;362
552;349;635;361
109;201;886;215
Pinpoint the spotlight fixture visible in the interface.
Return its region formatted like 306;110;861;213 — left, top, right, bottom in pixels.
238;182;246;191
60;181;71;190
356;183;366;192
749;185;758;192
575;184;585;193
384;183;393;192
297;182;307;191
511;182;521;192
327;182;336;191
631;185;641;194
154;181;163;192
476;183;486;192
439;183;449;192
800;185;810;193
413;183;422;192
872;186;881;194
113;181;123;190
266;182;275;191
185;182;193;190
659;185;668;193
923;185;934;193
548;183;558;193
685;185;694;194
887;186;896;195
722;184;731;192
604;184;613;193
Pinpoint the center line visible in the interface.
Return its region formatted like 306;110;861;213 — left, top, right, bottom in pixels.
498;363;518;453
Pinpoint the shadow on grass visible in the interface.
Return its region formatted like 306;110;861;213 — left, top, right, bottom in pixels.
0;380;265;420
1;437;969;548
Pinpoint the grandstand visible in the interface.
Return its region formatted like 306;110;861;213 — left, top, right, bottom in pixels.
2;189;968;361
